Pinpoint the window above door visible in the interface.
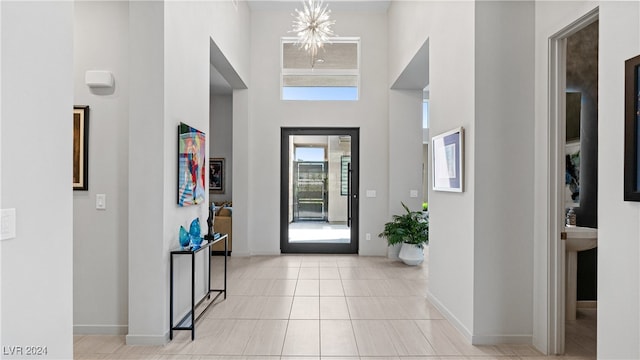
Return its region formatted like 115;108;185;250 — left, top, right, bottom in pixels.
281;37;360;101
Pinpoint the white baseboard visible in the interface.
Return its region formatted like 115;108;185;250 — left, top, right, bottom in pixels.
74;325;127;335
248;251;281;256
577;300;597;309
426;291;473;342
125;333;168;346
426;291;532;346
471;334;533;345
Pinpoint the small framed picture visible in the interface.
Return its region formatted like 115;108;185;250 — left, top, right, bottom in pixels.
209;158;225;194
432;127;464;192
73;106;89;190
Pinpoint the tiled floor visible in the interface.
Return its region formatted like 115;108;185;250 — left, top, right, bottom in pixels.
74;249;596;359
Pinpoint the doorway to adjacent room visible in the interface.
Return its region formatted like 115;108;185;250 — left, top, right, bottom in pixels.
280;128;359;254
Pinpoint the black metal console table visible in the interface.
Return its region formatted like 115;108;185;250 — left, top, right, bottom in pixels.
169;233;228;340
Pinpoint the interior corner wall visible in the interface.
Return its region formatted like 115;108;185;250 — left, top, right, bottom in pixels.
388;89;424;216
1;1;74;358
473;0;535;344
248;9;389;256
128;0;167;344
128;0;251;343
73;0;129;335
210;94;233;203
597;1;640;358
388;0;476;339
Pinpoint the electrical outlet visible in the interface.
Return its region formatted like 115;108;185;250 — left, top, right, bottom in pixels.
410;190;419;198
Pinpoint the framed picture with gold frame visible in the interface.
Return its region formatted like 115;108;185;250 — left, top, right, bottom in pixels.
73;106;89;190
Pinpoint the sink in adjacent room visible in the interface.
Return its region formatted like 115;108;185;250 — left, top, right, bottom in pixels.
562;226;597;321
563;226;598;252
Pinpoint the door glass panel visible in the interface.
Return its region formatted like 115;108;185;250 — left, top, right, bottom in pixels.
288;135;351;244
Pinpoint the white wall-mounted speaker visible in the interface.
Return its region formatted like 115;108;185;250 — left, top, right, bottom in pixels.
85;70;114;88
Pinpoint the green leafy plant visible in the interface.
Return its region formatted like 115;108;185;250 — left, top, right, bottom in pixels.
379;202;429;248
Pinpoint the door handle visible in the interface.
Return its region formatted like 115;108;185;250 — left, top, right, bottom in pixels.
348;163;352;227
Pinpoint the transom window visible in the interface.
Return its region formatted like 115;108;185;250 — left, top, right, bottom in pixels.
281;37;360;101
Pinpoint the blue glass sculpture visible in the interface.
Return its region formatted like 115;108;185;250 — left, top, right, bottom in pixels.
179;226;190;249
189;218;202;249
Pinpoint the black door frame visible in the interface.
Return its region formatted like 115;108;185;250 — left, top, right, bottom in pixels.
280;127;359;254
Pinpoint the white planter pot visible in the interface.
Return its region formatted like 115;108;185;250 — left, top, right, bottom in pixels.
398;243;424;266
387;243;402;259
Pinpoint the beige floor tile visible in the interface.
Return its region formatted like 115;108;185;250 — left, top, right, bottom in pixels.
414;320;463;356
346;297;385;319
282;320;320;356
259;296;293;319
396;296;444;319
74;335;125;354
320;297;350;319
74;354;109;360
319;267;340;279
226;279;269;296
264;279;297;296
206;296;239;319
320;320;358;356
242;319;287;356
253;267;281;279
379;297;412;319
320;279;345;296
300;259;321;267
227;296;267;319
193;319;255;355
387;320;436;356
290;296;320;319
352;320;398;356
299;267;320;279
342;279;375;296
295;279;320;296
74;254;597;360
318;260;338;268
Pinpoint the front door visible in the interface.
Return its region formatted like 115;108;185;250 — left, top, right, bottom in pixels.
280;128;359;253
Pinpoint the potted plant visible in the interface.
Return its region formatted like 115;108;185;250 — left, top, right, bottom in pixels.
379;202;429;265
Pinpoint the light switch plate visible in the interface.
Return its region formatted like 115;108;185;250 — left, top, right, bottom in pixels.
1;208;17;240
410;190;419;198
96;194;106;210
366;190;376;198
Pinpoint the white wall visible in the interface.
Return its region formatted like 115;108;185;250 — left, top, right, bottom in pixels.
473;1;535;344
597;1;640;358
389;0;536;344
388;89;424;220
534;1;640;357
127;0;251;344
248;8;389;256
210;94;233;203
73;0;129;335
1;1;74;358
389;0;477;338
128;0;167;344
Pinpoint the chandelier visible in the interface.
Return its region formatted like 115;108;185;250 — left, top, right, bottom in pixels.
291;0;336;67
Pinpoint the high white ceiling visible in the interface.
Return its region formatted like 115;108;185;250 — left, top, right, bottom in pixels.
210;0;392;94
247;0;390;12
